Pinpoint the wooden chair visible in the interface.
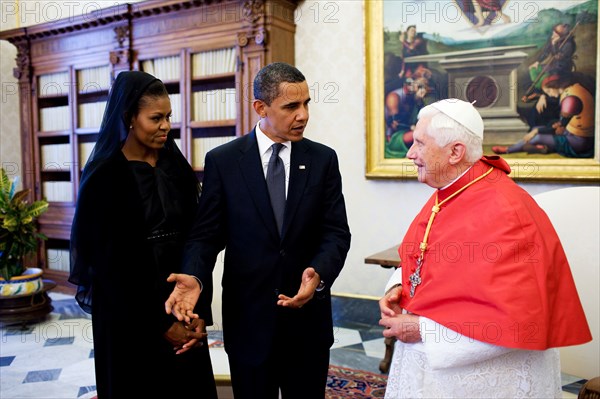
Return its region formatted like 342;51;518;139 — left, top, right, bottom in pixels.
579;376;600;399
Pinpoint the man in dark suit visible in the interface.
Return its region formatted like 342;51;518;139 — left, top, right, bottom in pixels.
166;62;351;399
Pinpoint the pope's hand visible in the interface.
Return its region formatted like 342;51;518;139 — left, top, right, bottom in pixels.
379;285;403;318
379;313;421;343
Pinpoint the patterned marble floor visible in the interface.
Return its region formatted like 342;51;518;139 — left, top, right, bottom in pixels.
0;293;587;398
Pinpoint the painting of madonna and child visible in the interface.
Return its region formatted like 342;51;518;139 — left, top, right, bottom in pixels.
383;0;597;160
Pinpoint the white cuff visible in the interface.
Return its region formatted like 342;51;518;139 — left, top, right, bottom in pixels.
384;267;403;294
419;316;515;370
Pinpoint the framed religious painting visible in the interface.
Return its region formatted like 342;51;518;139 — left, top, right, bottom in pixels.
366;0;600;181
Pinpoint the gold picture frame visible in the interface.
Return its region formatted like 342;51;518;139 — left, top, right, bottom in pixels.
365;0;600;181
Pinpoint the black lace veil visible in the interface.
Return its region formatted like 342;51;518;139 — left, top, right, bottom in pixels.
69;71;196;312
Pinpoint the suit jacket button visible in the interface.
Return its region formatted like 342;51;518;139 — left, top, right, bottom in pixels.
279;249;286;257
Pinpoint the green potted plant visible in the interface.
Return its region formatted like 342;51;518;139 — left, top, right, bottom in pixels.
0;167;49;296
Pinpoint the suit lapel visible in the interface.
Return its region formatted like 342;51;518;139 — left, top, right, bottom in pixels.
238;130;281;242
282;139;311;239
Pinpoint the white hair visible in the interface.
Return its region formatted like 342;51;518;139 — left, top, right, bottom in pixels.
418;105;483;162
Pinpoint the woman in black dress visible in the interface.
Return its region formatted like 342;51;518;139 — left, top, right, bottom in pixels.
69;71;217;398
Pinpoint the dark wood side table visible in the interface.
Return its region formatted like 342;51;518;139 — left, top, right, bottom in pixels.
365;245;400;374
365;245;401;269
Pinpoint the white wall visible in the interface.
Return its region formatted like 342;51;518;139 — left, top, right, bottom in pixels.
534;187;600;379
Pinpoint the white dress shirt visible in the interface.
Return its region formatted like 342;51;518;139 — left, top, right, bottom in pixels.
256;122;291;197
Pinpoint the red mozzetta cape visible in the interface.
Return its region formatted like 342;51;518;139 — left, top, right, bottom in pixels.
399;156;592;350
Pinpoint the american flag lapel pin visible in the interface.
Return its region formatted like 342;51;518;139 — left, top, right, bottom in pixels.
299;165;306;170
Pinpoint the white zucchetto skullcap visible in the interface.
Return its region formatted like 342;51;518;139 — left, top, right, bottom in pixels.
430;99;484;139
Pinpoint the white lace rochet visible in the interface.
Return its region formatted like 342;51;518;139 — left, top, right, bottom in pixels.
384;316;562;399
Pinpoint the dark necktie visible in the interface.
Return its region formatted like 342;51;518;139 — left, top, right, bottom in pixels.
267;143;285;234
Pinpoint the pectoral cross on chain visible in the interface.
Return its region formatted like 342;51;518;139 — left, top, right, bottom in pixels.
409;257;423;297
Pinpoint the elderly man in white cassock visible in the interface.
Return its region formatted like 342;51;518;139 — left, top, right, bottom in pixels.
379;99;591;399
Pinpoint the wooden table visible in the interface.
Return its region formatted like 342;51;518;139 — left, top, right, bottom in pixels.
365;245;400;374
364;245;400;269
